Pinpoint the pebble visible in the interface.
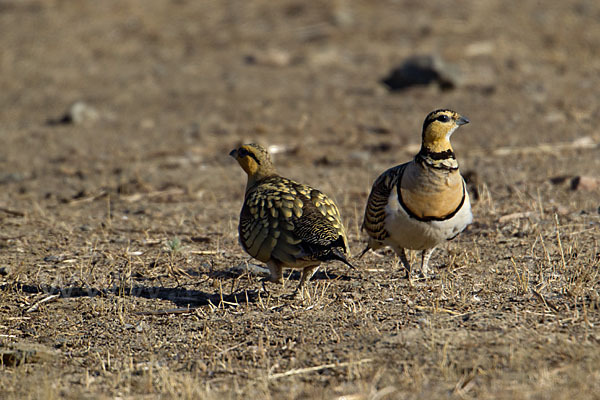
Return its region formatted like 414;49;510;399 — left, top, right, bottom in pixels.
47;101;99;125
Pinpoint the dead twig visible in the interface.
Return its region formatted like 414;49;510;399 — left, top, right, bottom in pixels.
0;207;25;217
25;294;60;313
532;288;559;312
66;191;108;205
413;305;467;316
498;211;534;223
120;188;186;203
216;340;251;357
268;358;373;380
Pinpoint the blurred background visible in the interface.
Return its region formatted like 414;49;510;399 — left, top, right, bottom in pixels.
2;0;599;208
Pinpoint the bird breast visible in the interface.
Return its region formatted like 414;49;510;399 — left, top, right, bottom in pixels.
399;162;464;220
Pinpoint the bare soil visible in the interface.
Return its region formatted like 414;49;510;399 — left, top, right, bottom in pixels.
1;1;599;399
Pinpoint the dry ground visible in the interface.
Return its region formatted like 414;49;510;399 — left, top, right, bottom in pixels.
1;0;599;399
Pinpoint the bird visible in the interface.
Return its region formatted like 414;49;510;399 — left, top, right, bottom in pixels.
230;143;354;295
361;109;472;278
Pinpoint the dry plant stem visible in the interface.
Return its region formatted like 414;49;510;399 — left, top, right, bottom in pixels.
268;358;373;380
554;214;567;272
511;257;529;294
0;207;25;216
25;294;60;313
531;288;558;312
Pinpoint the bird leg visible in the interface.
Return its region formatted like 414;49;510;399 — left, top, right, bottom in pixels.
391;246;411;279
260;261;284;295
292;265;319;297
266;261;284;284
420;247;436;277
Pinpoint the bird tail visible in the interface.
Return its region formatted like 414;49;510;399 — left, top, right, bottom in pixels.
357;244;370;259
331;248;356;270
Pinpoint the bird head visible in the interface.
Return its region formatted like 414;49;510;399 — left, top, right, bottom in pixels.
421;109;469;153
229;143;276;183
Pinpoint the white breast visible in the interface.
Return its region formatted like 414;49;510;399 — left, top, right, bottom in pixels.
383;191;472;250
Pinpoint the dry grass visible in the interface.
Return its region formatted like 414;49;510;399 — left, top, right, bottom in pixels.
1;0;600;399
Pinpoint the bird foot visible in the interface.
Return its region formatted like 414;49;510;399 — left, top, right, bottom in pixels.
412;270;436;281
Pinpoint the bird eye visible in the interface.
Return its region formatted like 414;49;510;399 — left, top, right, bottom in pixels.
238;148;248;157
437;115;450;123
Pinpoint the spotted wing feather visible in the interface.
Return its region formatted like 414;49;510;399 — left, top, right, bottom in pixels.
239;177;350;266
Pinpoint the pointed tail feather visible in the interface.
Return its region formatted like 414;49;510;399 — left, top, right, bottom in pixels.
357;244;371;259
331;248;356;270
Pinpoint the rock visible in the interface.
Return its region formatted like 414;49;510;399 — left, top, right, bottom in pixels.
571;176;599;191
465;41;495;57
135;321;145;333
381;55;462;91
47;101;99;126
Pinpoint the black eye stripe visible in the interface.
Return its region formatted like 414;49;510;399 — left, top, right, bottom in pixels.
237;146;263;165
248;152;261;165
423;114;450;131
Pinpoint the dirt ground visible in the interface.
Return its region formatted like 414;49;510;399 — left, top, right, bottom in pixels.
1;0;599;398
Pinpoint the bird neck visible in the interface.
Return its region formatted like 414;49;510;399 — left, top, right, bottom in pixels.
245;168;277;191
416;142;458;171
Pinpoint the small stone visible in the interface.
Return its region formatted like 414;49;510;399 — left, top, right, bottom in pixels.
571;176;599;191
47;101;99;125
135;321;145;333
465;41;495;57
68;101;99;124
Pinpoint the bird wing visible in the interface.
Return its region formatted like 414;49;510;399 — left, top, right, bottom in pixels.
295;185;349;249
239;177;348;265
362;163;407;242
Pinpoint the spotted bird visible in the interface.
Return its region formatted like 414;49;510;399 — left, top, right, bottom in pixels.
230;144;354;294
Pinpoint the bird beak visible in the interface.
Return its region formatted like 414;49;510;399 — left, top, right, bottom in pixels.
456;116;470;126
229;149;238;158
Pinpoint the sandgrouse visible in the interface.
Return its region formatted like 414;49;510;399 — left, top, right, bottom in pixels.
362;109;472;278
230;144;354;294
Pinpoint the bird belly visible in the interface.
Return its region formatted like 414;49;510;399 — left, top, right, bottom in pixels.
383;191;472;250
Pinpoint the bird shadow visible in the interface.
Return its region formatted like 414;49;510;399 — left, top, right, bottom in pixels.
0;282;260;308
206;267;353;283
